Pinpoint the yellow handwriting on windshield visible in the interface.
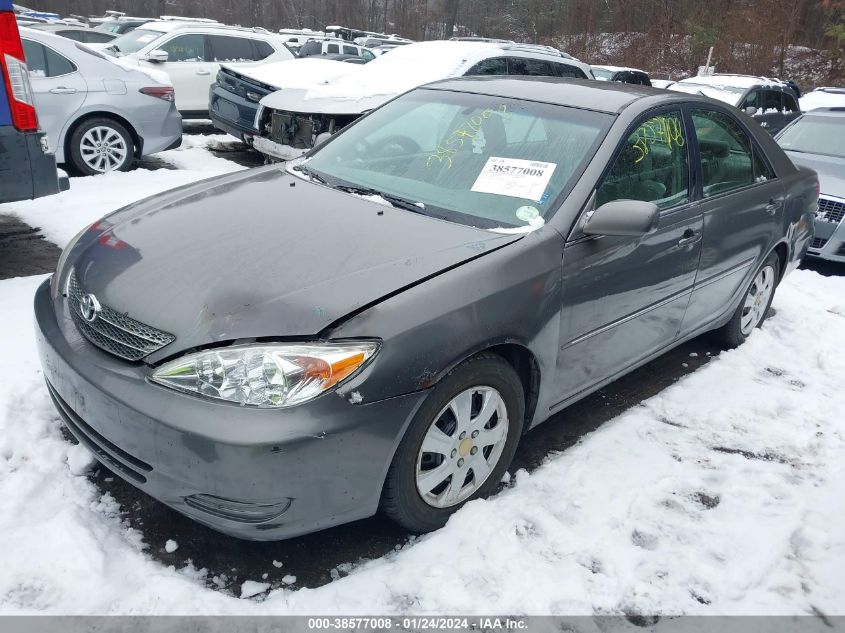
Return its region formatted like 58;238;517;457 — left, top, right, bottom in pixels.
427;104;510;169
632;115;685;164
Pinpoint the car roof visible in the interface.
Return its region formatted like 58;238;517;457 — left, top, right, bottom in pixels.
675;73;786;90
27;23;89;31
423;76;687;114
800;107;845;117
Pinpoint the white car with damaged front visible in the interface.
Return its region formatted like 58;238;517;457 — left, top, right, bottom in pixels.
252;40;594;161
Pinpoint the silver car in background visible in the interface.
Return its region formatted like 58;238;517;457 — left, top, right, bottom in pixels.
776;107;845;263
20;28;182;175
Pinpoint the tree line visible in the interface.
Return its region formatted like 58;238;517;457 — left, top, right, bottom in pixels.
24;0;845;86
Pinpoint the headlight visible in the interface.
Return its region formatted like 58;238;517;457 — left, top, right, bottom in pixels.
151;342;378;408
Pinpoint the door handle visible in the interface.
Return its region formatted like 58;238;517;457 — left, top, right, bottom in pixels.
765;199;782;215
49;87;77;94
196;69;211;76
677;229;701;247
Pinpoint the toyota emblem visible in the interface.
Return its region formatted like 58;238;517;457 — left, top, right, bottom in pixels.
79;293;101;323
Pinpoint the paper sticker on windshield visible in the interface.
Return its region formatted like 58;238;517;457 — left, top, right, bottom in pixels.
471;158;556;202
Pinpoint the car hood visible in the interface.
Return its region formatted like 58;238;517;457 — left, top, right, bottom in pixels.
70;167;520;361
229;57;362;90
259;47;474;114
785;151;845;199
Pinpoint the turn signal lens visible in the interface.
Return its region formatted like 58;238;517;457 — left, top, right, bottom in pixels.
151;342;378;408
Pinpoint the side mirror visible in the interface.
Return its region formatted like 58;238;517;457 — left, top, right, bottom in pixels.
582;200;660;237
744;106;759;116
146;49;169;63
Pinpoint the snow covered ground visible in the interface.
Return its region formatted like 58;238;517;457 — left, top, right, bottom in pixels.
0;135;843;616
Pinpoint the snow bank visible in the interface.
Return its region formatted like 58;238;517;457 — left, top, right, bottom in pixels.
0;267;843;615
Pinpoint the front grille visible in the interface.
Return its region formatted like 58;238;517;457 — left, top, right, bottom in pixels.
67;271;175;362
817;197;845;224
810;237;828;250
47;380;152;484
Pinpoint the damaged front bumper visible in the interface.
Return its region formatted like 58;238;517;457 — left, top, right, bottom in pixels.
34;278;428;540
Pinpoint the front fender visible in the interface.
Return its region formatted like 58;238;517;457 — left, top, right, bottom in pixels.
328;226;565;429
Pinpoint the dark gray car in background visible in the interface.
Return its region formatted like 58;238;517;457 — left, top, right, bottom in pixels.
35;78;816;540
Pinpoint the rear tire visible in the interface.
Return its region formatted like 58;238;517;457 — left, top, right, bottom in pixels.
716;251;779;348
68;117;135;176
382;353;524;533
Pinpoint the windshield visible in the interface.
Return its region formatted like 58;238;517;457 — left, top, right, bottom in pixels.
592;67;614;81
302;89;611;229
778;115;845;159
103;28;161;56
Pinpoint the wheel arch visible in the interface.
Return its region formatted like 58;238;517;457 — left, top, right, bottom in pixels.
64;110;142;164
430;340;541;432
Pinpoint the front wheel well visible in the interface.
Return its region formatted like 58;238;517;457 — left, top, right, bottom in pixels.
484;343;540;433
64;112;141;162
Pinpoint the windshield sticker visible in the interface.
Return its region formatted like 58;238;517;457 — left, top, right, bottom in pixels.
426;104;510;169
136;34;156;43
515;206;541;223
631;115;685;164
470;157;557;202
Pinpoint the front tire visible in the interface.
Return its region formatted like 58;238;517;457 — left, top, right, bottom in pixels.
717;251;780;348
68;117;134;176
382;353;524;533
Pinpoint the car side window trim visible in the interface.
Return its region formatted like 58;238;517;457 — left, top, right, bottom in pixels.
682;102;779;205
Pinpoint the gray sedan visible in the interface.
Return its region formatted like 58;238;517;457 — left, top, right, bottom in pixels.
776;108;845;263
36;78;816;540
20;27;181;175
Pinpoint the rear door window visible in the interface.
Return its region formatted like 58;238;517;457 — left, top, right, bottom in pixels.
57;29;85;42
82;31;117;44
466;57;507;76
342;45;357;55
253;40;275;60
555;63;587;79
22;40;76;77
508;57;555;77
596;110;690;210
326;43;339;54
208;35;256;62
783;92;799;113
691;108;772;196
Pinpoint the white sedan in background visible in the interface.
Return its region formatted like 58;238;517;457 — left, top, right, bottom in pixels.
20;27;181;175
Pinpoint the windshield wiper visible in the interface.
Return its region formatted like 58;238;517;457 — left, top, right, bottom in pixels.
335;184;426;214
291;163;328;185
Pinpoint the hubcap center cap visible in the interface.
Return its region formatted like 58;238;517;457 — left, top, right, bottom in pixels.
458;438;473;457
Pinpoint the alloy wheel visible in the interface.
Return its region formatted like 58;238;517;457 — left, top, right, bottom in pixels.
415;386;509;508
79;126;128;173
